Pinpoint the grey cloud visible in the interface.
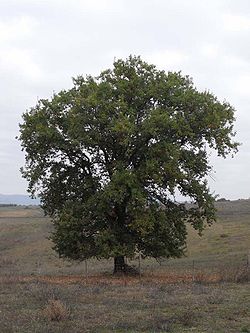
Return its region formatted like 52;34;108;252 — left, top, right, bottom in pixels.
0;0;249;198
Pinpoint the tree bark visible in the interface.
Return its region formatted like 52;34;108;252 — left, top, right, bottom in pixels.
113;255;126;274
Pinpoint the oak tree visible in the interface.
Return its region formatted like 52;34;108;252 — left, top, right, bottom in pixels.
19;56;239;273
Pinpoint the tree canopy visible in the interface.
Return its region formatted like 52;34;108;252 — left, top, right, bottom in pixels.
19;56;239;273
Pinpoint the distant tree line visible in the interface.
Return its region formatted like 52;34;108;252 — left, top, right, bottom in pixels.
216;198;230;202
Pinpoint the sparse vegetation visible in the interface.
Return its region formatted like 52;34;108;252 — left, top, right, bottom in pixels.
0;279;249;332
0;201;249;332
43;299;70;322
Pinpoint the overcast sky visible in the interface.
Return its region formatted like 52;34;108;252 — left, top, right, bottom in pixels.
0;0;250;199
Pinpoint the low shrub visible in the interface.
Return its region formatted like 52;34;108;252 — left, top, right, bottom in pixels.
43;299;69;322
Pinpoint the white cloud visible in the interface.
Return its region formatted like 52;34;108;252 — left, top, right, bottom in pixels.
146;50;188;71
233;74;250;96
0;47;43;81
223;13;250;31
222;54;249;68
77;0;125;12
0;16;37;42
200;44;219;58
0;15;42;82
0;0;249;198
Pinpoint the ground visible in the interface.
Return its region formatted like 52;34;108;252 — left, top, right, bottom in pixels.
0;200;249;332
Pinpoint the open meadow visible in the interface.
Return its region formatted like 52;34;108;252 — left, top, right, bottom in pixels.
0;200;249;332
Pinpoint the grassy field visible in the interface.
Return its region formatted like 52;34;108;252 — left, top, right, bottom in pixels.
0;200;249;332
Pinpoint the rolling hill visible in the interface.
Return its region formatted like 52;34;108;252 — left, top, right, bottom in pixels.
0;193;40;205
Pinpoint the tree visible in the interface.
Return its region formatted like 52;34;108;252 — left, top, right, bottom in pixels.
19;56;239;274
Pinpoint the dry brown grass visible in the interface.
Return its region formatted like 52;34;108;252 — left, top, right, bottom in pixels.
0;278;249;332
0;203;249;332
0;265;248;287
217;265;250;283
0;206;43;218
43;299;70;322
177;309;196;327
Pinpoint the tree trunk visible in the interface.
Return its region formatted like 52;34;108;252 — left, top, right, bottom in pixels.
113;255;126;274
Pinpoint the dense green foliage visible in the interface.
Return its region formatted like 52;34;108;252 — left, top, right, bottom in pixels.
19;56;238;267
